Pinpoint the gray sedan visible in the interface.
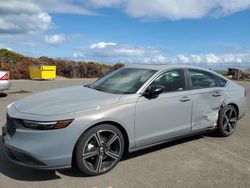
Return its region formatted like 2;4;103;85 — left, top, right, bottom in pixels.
0;71;11;91
3;65;247;176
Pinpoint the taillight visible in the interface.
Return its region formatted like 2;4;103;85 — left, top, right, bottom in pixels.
0;72;9;80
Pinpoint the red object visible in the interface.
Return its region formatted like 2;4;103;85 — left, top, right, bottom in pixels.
0;72;9;80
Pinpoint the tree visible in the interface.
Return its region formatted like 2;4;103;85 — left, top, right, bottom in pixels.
0;48;124;79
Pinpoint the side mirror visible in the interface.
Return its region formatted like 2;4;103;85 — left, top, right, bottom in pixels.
143;85;165;99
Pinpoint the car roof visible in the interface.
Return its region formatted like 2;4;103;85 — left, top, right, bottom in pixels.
125;64;211;72
125;64;229;82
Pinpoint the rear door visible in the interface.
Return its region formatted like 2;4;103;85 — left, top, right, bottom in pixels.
187;69;225;132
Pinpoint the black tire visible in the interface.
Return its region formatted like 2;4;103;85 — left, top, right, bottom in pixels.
75;124;124;176
217;105;238;137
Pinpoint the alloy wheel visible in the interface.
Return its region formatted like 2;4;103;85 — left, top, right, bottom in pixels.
222;107;237;135
82;130;122;173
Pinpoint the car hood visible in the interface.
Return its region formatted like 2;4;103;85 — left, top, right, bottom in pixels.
13;86;121;116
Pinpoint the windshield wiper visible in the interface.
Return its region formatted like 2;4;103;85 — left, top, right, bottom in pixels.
83;84;104;92
92;86;104;92
84;84;91;88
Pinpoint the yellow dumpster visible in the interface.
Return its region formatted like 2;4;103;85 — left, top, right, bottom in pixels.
29;65;56;80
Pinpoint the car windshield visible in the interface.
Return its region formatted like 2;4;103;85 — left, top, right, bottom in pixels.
89;68;156;94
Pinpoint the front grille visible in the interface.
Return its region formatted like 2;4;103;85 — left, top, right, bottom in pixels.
6;115;17;136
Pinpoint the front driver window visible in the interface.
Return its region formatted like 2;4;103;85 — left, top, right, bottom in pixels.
150;69;186;92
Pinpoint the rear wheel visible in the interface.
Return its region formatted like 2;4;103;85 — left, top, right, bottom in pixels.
218;105;238;137
75;124;124;176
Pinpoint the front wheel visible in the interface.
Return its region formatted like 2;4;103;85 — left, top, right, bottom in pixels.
217;105;238;137
75;124;124;176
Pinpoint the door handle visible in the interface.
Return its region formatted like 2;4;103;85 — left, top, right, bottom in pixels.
212;91;222;97
180;96;191;102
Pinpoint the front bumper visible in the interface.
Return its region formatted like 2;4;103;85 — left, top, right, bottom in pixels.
3;148;71;170
3;126;44;168
2;115;81;170
3;139;46;168
0;80;11;91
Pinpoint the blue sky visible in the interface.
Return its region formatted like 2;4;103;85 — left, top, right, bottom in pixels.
0;0;250;68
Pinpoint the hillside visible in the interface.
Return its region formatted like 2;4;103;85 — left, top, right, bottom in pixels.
0;49;123;79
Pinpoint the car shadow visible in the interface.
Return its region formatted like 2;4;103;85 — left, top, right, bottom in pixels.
58;134;203;178
122;134;203;161
0;92;7;98
204;130;221;137
0;134;204;180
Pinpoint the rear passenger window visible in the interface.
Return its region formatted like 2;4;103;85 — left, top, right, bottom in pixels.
214;75;228;87
189;69;216;89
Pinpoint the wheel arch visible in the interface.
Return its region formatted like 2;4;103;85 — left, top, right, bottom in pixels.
229;103;239;117
222;103;239;118
91;120;129;154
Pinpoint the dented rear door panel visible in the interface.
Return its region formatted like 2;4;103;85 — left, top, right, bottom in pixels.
191;88;225;131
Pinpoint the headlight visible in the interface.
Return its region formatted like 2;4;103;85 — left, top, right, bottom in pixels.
23;119;73;130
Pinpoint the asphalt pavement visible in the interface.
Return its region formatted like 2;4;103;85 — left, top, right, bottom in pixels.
0;79;250;188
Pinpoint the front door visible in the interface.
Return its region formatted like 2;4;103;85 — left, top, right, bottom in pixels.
135;69;192;147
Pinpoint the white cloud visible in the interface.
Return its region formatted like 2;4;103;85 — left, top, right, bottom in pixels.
73;52;84;58
44;34;66;45
34;0;250;20
88;0;121;8
0;0;98;36
152;55;168;63
0;18;19;31
73;42;250;64
175;53;247;64
215;0;250;16
87;42;159;57
37;0;95;15
0;0;41;14
204;54;220;63
190;55;203;63
87;0;250;20
1;0;249;37
221;54;244;63
73;42;160;62
124;0;214;20
90;42;117;49
177;54;190;63
125;0;250;20
0;0;52;34
0;0;249;37
38;12;52;23
113;48;145;56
